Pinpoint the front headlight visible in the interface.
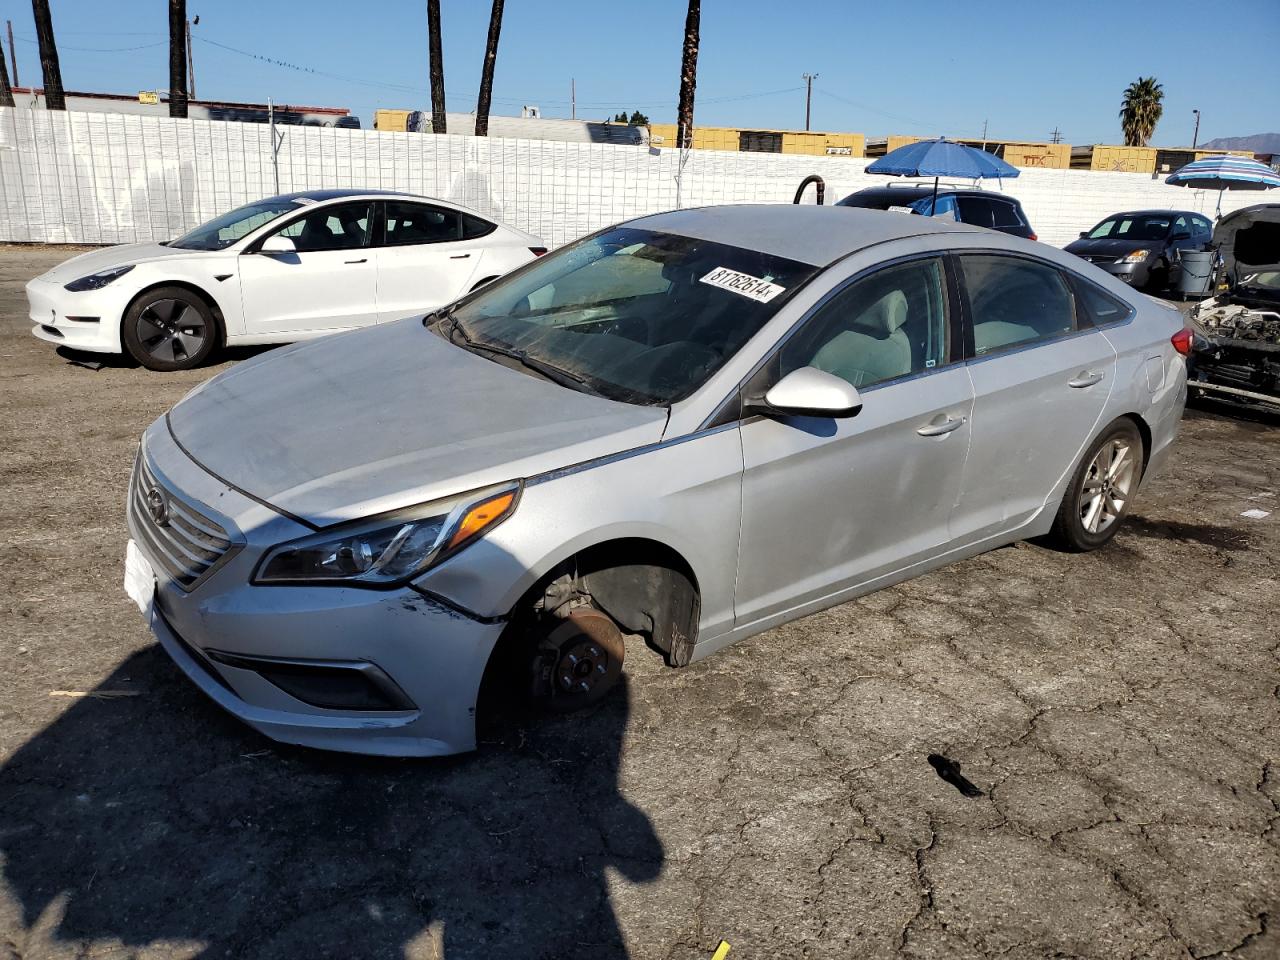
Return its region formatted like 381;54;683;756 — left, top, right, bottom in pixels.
64;264;135;291
1119;249;1150;264
253;482;520;587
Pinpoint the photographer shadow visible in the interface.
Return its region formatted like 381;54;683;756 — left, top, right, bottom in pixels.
1;648;661;959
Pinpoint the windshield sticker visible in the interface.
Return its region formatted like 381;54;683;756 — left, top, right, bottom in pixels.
699;267;786;303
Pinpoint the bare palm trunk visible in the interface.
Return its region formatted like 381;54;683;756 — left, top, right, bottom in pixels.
31;0;65;110
676;0;700;149
474;0;503;137
168;0;188;118
0;33;13;108
427;0;446;133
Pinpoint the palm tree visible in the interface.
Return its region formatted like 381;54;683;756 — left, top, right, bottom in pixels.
676;0;699;148
31;0;66;110
427;0;446;133
168;0;188;118
474;0;503;137
1119;76;1163;147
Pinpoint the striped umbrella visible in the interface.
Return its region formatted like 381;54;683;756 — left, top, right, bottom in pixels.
1166;155;1280;216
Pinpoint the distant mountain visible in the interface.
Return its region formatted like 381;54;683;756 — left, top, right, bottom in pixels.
1200;133;1280;154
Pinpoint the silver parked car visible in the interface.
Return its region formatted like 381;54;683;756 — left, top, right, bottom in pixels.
124;206;1189;756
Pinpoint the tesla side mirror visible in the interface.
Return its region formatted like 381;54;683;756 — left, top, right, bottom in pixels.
259;235;297;254
756;367;863;419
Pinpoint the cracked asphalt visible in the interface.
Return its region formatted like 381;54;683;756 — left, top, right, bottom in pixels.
0;246;1277;959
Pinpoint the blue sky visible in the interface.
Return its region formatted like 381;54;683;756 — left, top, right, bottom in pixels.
5;0;1277;145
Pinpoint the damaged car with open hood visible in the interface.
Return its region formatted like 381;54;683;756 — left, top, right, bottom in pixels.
1187;203;1280;409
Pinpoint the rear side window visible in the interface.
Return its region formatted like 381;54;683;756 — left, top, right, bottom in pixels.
462;214;497;240
960;255;1077;356
383;202;460;246
1072;278;1133;327
955;197;995;229
1192;215;1212;236
990;200;1025;229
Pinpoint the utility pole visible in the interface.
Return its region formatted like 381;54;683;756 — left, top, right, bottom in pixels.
186;16;197;100
802;72;817;131
1191;109;1200;150
6;21;17;87
571;77;575;120
980;119;988;150
0;27;11;107
1049;126;1062;144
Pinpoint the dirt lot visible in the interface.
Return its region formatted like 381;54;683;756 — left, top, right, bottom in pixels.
1;245;1277;960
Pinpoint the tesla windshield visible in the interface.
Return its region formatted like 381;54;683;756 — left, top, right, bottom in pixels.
440;227;818;405
169;199;303;251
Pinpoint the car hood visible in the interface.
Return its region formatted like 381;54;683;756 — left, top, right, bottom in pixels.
167;317;669;525
37;241;221;284
1065;237;1162;256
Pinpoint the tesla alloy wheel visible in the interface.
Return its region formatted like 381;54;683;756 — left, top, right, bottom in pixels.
122;286;219;371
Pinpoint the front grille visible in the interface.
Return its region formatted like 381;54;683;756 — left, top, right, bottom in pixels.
129;452;236;590
1085;255;1116;265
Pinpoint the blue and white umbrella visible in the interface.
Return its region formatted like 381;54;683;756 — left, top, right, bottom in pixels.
866;138;1020;215
1166;155;1280;217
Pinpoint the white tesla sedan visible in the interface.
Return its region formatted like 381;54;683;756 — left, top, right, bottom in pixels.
27;189;546;370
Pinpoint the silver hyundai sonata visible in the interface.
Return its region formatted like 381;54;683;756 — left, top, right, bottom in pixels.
125;205;1188;756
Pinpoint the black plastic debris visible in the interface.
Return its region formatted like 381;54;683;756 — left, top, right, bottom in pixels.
66;358;104;371
927;753;983;797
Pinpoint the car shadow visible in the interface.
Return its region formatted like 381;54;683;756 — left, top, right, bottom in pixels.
55;342;283;372
1;648;661;958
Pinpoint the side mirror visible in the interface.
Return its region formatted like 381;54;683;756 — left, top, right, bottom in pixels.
259;235;297;254
1078;231;1089;238
755;367;863;419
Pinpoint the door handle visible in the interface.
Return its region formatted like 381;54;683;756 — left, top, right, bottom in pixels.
450;253;472;259
1067;370;1104;388
344;257;367;264
916;414;967;437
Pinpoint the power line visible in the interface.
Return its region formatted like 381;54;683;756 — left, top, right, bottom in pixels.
814;87;978;136
14;34;165;53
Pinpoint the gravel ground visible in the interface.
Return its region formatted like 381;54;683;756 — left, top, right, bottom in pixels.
0;246;1277;960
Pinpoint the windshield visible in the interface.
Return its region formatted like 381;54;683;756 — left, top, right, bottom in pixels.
443;227;818;405
169;198;302;250
1087;214;1172;242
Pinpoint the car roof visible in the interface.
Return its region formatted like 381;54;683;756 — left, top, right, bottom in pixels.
841;185;1022;202
627;204;985;267
1094;209;1201;218
260;188;435;204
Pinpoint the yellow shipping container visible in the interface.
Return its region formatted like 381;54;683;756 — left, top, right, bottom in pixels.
648;124;863;157
374;109;412;132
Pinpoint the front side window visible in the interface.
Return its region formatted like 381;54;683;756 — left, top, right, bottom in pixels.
445;227;818;405
169;198;300;250
384;202;461;246
961;255;1076;356
780;258;950;388
275;202;372;252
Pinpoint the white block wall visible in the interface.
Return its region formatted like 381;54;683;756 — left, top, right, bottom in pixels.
0;107;1259;250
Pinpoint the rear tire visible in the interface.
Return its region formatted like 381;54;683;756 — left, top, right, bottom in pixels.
1048;419;1144;552
121;286;219;371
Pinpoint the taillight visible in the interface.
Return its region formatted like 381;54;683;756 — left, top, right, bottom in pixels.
1171;328;1193;356
529;247;548;257
1028;233;1038;241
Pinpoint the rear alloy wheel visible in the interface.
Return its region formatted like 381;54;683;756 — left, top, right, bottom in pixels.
1049;419;1144;551
531;608;625;713
122;287;218;371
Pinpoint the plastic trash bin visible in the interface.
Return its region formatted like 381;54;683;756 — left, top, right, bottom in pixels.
1178;250;1215;297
